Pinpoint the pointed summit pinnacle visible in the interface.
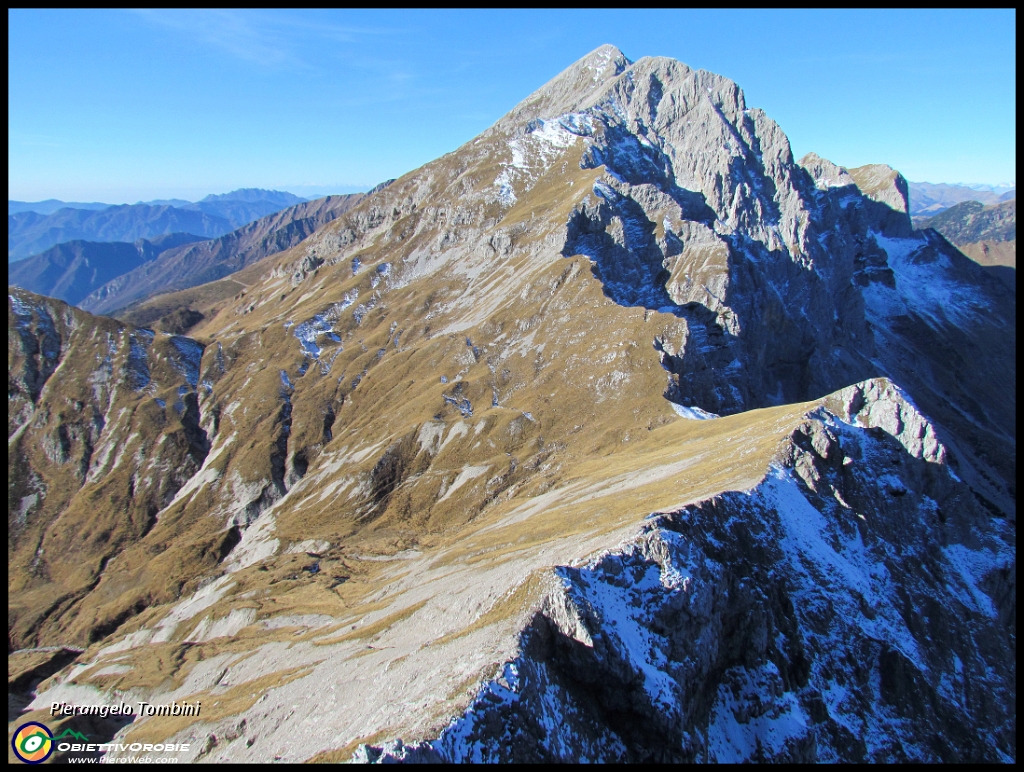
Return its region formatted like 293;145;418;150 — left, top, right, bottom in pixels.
495;44;633;131
578;44;631;78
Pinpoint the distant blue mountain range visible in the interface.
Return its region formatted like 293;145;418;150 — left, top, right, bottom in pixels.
907;181;1015;217
8;188;310;262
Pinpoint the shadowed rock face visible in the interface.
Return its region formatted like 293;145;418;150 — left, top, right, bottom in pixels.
9;45;1015;764
361;382;1015;763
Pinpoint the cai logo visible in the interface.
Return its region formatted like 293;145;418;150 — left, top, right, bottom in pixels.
11;722;53;764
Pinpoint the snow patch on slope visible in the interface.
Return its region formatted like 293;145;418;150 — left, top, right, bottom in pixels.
494;113;592;204
865;231;985;329
671;403;719;420
292;292;355;364
168;336;204;389
707;661;810;762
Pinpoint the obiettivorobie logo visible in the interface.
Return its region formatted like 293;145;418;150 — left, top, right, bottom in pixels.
11;721;190;763
11;722;83;764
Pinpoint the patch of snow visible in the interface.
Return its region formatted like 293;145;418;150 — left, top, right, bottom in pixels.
8;293;38;330
493;113;588;205
671;403;719;420
353;292;379;326
293;293;355;364
495;168;517;206
126;330;154;391
766;466;924;668
707;661;811;762
867;230;984;329
941;544;1001;618
370;262;392;289
168;336;204;388
444;394;473;417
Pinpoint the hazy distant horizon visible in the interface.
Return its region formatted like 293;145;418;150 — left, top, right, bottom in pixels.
7;184;374;206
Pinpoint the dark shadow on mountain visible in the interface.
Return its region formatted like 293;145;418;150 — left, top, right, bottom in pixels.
580;123;717;224
562;185;678;311
983;265;1015;294
7;647;82;722
49;711;137;763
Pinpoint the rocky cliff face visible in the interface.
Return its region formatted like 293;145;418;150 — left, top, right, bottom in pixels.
359;383;1014;763
8;45;1015;764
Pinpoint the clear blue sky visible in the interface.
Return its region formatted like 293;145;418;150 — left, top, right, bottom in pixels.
8;9;1016;203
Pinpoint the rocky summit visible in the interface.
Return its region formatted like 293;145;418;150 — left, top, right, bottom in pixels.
7;45;1015;763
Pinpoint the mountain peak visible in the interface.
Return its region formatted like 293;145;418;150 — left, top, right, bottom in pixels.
798;152;855;190
577;43;631;76
493;44;632;130
848;163;910;223
200;188;307;206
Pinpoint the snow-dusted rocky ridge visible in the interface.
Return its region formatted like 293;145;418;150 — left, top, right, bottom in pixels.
9;46;1014;763
358;381;1014;763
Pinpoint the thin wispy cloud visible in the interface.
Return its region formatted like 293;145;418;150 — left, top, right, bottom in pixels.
269;13;404;43
130;9;403;72
132;9;296;67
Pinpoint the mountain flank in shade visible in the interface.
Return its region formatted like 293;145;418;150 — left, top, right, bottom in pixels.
9;233;207;307
916;199;1015;288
